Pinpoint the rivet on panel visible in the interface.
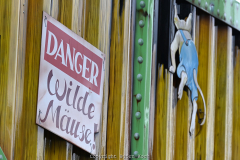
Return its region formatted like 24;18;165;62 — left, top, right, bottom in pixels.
138;39;143;46
224;13;226;20
138;56;143;64
136;94;142;101
205;2;208;9
134;151;139;158
134;133;140;140
135;112;141;119
209;4;214;12
217;9;220;16
137;74;143;81
140;1;145;8
198;0;201;5
139;20;145;27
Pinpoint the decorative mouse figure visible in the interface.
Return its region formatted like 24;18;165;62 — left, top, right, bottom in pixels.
169;5;206;136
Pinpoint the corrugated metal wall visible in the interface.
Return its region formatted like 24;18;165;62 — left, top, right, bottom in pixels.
1;0;240;159
152;8;240;160
0;0;133;159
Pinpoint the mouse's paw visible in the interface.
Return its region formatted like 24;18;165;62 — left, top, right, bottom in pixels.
169;66;176;73
178;87;183;100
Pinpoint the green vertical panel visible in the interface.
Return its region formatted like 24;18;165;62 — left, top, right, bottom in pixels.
186;0;240;31
131;0;154;159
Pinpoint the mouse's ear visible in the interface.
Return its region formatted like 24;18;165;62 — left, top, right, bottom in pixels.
185;13;192;32
174;4;178;17
174;4;180;29
187;13;192;21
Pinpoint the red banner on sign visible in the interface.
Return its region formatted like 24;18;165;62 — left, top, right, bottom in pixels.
44;21;103;95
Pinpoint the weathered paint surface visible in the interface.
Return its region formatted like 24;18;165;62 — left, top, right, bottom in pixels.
232;46;240;159
96;0;112;157
119;0;132;156
0;0;19;159
44;130;67;159
14;0;44;159
106;0;125;157
174;82;190;160
205;16;216;160
214;25;232;160
107;0;132;158
194;13;210;160
0;0;112;159
152;66;169;160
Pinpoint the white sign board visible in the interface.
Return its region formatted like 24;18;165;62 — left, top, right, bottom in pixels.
36;12;105;155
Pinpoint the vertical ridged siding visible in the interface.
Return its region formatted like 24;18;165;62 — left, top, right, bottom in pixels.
232;46;240;159
107;0;132;158
0;0;126;159
0;0;19;159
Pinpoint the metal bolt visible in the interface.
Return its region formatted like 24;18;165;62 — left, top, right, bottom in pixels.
224;13;226;20
134;151;139;158
217;9;220;16
134;133;140;140
23;11;25;14
139;20;144;27
198;0;201;5
135;112;141;119
138;38;143;46
140;1;145;8
137;74;143;81
136;94;142;101
138;56;143;64
210;4;214;12
205;2;208;9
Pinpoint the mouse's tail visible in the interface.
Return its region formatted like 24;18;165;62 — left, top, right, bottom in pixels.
193;69;206;125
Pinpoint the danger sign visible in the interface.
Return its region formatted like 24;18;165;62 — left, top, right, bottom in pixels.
36;12;105;155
